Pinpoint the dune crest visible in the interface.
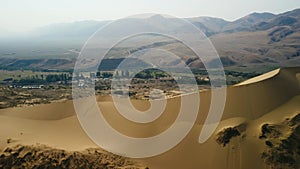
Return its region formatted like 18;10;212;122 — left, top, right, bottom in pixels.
234;68;280;86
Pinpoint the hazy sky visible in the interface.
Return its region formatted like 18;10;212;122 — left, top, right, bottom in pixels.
1;0;300;32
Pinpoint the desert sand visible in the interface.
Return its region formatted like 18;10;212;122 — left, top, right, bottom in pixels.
0;67;299;168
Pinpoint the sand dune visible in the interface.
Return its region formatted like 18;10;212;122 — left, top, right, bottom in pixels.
0;100;75;120
0;67;299;168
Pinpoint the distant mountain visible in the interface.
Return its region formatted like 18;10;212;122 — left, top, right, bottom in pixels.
188;9;299;35
187;17;229;36
0;8;299;71
280;8;300;18
12;9;300;42
209;8;300;67
22;20;110;48
222;12;275;32
18;9;299;40
32;20;109;38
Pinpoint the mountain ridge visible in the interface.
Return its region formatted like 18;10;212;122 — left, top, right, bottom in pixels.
13;8;300;39
0;8;299;71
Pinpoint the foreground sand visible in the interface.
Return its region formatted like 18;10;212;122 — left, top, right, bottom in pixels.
0;67;299;168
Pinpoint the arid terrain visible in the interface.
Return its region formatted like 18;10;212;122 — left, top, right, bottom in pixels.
0;67;299;168
0;7;299;169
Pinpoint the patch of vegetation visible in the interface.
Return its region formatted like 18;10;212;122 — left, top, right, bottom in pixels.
135;68;170;79
0;85;72;109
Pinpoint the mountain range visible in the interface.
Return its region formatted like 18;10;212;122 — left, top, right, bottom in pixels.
0;8;299;71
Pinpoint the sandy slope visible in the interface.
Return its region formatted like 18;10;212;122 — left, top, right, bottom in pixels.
0;67;299;168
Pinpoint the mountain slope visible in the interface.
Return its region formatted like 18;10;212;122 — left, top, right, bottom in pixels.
0;8;299;71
